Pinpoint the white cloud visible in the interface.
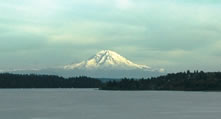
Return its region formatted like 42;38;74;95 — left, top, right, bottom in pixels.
115;0;133;9
166;49;191;58
159;68;165;73
20;0;59;16
46;20;147;44
49;34;99;45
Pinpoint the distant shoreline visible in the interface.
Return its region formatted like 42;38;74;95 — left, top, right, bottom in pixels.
1;71;221;91
0;88;220;93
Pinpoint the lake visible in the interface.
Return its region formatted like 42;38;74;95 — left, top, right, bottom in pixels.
0;89;221;119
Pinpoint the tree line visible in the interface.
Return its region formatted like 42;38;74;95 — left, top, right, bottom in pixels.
101;71;221;91
0;73;102;88
1;71;221;91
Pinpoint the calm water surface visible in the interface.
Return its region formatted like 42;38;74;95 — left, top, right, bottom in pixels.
0;89;221;119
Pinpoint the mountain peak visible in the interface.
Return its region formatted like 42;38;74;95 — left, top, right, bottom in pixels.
12;50;164;78
95;50;121;59
64;50;151;70
95;50;120;58
97;50;115;54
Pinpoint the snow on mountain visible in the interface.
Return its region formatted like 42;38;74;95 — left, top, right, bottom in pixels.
64;50;151;70
9;50;165;78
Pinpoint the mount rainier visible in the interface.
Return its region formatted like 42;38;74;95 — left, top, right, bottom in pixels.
64;50;151;70
11;50;165;78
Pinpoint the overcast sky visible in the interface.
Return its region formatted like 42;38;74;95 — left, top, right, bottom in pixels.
0;0;221;72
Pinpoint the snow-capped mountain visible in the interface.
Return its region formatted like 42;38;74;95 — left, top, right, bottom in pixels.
64;50;151;70
10;50;165;78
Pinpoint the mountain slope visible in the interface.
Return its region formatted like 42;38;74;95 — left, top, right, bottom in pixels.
64;50;151;70
10;50;165;78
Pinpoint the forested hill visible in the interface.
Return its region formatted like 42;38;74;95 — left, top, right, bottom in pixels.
101;71;221;91
1;71;221;90
0;73;102;88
